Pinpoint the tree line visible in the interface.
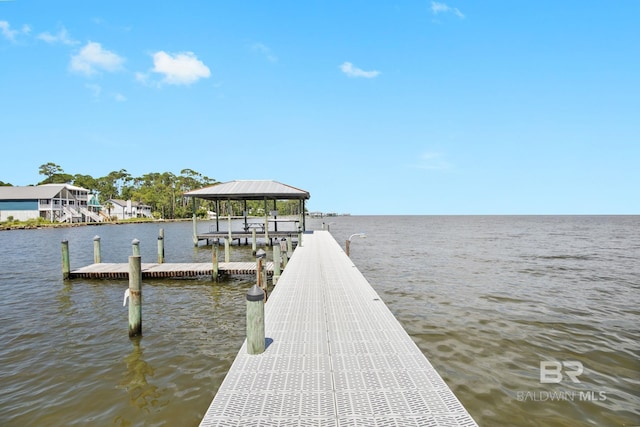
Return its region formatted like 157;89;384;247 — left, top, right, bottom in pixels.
1;163;303;219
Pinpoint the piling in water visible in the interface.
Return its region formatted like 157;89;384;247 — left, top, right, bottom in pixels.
256;249;267;300
246;284;265;355
273;244;281;284
132;239;140;256
192;213;198;246
281;239;289;269
93;235;101;264
157;228;164;264
128;255;142;337
251;228;257;255
61;240;70;279
212;242;219;281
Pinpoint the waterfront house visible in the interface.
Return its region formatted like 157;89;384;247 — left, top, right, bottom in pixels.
0;184;102;223
105;199;153;220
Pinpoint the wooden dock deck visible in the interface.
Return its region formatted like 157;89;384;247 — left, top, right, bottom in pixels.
199;230;477;426
69;262;274;279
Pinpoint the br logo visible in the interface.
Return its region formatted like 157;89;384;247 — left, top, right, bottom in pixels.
540;361;583;383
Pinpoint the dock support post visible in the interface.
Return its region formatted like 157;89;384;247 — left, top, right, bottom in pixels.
273;244;281;285
157;229;164;264
93;235;101;264
223;238;230;263
287;237;293;255
263;199;269;245
346;233;366;257
61;240;70;279
128;255;142;337
251;228;257;255
192;209;198;246
246;284;265;355
212;241;219;281
256;249;267;300
132;239;140;256
280;239;289;269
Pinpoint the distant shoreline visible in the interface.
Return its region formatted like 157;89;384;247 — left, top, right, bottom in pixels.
0;218;192;231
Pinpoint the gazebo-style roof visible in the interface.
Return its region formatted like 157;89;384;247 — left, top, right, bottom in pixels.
184;180;310;201
184;180;310;240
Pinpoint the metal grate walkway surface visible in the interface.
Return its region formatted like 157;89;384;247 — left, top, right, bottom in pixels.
200;230;477;426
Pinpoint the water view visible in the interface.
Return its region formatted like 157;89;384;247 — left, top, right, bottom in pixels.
0;216;638;426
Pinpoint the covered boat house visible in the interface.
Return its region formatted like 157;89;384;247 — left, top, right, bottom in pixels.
184;180;310;246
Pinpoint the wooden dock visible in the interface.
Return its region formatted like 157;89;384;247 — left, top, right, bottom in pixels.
69;262;274;279
199;230;477;426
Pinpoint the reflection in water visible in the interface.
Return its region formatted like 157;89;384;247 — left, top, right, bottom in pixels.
116;337;163;424
56;281;74;316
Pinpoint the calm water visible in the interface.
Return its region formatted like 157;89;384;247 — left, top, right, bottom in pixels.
0;216;638;426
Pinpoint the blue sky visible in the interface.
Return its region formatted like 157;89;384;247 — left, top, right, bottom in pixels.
1;1;638;214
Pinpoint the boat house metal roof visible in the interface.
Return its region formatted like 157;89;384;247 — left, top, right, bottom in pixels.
184;180;310;201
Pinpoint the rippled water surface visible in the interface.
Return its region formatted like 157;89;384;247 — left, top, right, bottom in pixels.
1;216;638;426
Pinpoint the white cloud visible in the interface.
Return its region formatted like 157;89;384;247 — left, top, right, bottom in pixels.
0;20;31;41
339;62;381;79
38;27;78;45
430;2;465;19
135;72;150;85
151;51;211;85
70;42;125;75
113;93;127;102
251;42;277;62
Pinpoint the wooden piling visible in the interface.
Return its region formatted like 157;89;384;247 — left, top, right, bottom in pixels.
192;212;198;246
128;255;142;337
246;284;265;355
280;239;289;269
93;235;101;264
132;239;140;256
224;238;230;263
157;228;164;263
273;244;281;285
251;228;257;255
61;240;70;279
256;249;267;300
212;241;219;281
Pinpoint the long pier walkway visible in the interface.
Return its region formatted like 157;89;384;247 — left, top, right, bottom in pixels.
199;230;477;426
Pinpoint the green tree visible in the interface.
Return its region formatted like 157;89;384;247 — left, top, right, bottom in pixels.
131;172;174;218
38;162;73;184
72;174;98;191
175;169;217;217
95;169;132;201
